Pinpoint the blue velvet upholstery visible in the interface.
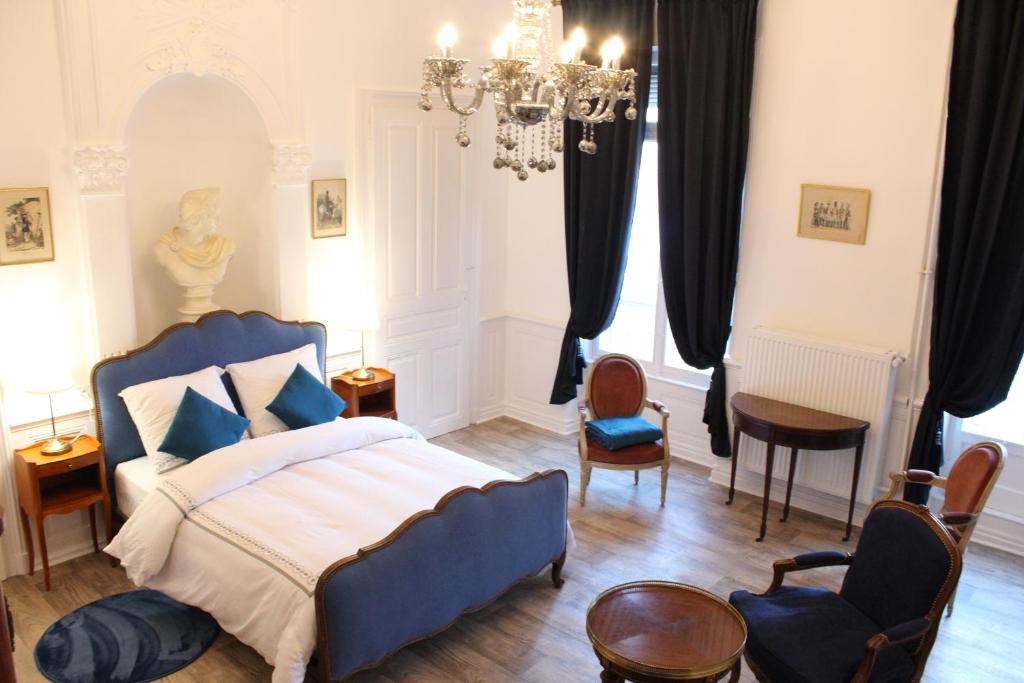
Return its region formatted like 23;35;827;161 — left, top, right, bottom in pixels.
585;415;663;450
729;587;914;683
729;503;956;683
840;505;954;629
318;470;568;681
266;364;346;430
93;311;325;514
158;387;251;461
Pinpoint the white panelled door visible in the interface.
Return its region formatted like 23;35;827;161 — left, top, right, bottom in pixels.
367;92;472;439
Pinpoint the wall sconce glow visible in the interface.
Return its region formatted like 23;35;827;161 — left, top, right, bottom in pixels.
600;36;625;70
437;23;458;58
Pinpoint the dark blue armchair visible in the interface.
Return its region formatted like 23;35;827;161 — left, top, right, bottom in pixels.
729;500;962;683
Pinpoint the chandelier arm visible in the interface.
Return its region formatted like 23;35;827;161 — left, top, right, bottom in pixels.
439;79;487;117
568;90;619;124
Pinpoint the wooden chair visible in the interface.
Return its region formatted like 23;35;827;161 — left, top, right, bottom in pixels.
886;440;1005;616
577;353;671;507
730;500;961;683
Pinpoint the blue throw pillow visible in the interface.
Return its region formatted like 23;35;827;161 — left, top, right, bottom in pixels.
586;415;663;451
158;387;251;461
266;363;347;430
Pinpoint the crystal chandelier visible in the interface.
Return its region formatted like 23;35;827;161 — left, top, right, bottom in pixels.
419;0;638;181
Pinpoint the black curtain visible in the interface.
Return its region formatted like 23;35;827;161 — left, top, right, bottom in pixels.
657;0;759;456
550;0;655;404
906;0;1024;503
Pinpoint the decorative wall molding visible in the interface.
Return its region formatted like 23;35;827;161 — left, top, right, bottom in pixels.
272;144;313;185
73;146;130;195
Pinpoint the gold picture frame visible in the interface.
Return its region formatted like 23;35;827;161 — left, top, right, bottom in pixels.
311;178;347;238
1;187;55;266
797;184;871;245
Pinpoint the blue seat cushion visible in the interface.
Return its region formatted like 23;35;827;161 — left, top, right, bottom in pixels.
729;586;915;683
266;363;347;430
585;415;663;451
158;387;250;461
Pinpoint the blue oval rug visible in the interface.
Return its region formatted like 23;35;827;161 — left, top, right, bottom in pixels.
35;589;219;683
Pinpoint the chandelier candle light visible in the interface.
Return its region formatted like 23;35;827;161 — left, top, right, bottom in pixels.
420;0;638;181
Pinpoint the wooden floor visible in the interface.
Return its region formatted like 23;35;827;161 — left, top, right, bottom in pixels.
7;417;1024;682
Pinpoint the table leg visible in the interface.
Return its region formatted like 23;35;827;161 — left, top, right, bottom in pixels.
600;669;624;683
19;509;33;576
726;659;741;683
35;514;50;591
781;448;799;522
727;426;741;505
88;504;98;552
757;441;775;542
845;442;864;542
634;470;639;486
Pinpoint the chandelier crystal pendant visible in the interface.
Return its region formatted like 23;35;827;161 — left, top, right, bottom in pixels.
419;0;638;181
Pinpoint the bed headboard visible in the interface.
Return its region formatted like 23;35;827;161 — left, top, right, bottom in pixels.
91;310;327;514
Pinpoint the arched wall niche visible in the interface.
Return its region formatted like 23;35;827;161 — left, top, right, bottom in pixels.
125;73;278;341
60;0;311;356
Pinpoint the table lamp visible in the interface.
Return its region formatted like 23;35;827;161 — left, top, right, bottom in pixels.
26;369;75;456
346;304;380;381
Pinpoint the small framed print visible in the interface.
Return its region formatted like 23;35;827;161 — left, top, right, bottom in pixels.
1;187;55;266
798;184;871;245
311;178;347;238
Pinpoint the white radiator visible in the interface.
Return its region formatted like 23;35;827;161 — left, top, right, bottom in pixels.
737;327;904;503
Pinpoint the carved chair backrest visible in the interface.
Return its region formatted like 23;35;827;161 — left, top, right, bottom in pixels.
585;354;647;420
839;500;961;630
942;441;1005;516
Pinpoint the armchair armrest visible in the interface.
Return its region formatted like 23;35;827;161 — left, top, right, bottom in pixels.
851;617;933;682
885;469;947;499
938;511;977;530
645;399;670;417
761;551;853;595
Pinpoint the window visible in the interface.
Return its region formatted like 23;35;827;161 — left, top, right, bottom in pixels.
960;363;1024;446
593;49;713;385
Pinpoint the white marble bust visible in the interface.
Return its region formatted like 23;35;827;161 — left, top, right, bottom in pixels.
154;187;237;322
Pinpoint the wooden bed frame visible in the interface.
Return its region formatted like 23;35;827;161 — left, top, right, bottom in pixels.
92;310;570;681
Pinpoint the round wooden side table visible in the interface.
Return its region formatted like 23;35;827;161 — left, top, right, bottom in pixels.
586;581;747;683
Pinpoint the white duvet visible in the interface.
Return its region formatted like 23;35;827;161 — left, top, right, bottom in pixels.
106;417;535;683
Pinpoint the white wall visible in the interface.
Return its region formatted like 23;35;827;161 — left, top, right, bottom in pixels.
126;75;276;341
0;0;94;395
491;0;975;535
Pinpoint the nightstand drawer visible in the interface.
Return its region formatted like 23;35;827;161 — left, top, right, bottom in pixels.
360;380;394;396
35;450;100;479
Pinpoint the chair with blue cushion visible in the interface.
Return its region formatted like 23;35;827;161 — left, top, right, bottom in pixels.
729;500;961;683
577;353;671;507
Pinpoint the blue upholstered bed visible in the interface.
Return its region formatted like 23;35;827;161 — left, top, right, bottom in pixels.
92;311;569;681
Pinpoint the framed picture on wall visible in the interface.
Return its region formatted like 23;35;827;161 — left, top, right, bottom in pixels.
797;184;871;245
0;187;55;266
311;178;347;238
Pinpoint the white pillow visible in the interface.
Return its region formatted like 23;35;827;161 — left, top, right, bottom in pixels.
225;343;322;438
119;366;241;473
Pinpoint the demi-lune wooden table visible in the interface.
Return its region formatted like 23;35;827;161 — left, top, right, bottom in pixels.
586;581;746;682
726;392;870;542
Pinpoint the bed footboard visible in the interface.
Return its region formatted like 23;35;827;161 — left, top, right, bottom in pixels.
313;469;569;682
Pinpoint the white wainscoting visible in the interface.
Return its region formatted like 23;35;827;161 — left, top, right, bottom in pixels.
484;314;1023;556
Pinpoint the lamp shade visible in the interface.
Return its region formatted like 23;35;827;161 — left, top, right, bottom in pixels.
344;301;380;332
24;365;74;396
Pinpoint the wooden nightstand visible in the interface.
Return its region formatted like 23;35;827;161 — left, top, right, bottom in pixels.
331;368;397;420
14;434;113;591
